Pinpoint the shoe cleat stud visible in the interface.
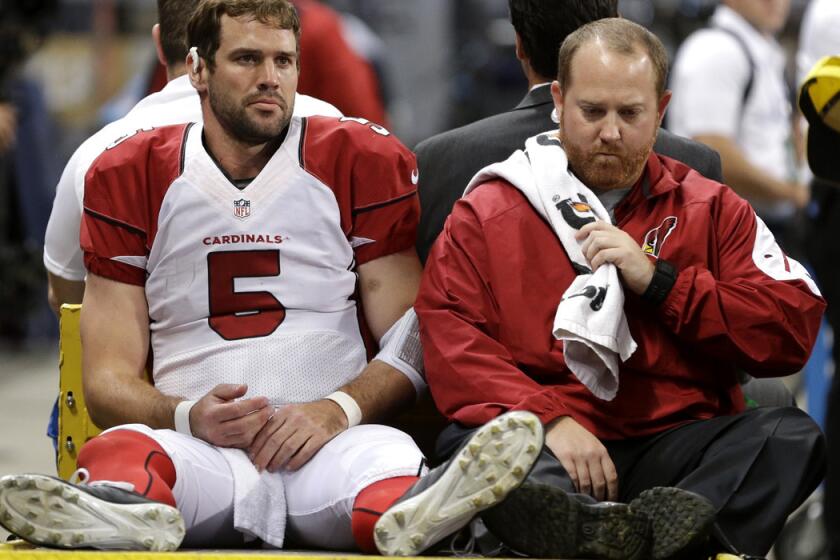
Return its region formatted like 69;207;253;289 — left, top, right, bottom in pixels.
512;466;524;478
144;509;160;521
143;536;155;548
49;532;62;545
508;417;518;429
495;442;505;453
485;473;496;483
72;533;85;544
375;527;389;539
50;501;64;511
393;511;405;526
1;510;11;522
411;534;423;547
490;425;502;435
468;443;481;456
166;513;180;524
492;485;505;498
526;444;538;454
472;497;484;507
523;417;537;432
502;457;511;467
478;455;488;468
64;491;79;504
19;523;35;537
26;511;38;520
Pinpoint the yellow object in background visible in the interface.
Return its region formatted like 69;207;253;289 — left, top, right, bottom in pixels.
57;304;102;480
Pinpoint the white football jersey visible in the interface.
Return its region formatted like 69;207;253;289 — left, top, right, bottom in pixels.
81;116;418;404
45;75;341;281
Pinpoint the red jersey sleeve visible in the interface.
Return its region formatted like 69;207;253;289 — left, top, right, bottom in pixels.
302;116;419;266
80;125;187;285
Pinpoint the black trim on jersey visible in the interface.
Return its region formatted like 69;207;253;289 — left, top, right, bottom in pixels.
298;117;308;167
352;190;416;215
179;122;196;174
84;207;147;239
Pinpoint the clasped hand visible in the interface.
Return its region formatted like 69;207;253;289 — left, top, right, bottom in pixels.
188;383;348;472
576;221;654;295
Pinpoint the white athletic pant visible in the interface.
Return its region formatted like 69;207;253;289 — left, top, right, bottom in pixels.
104;424;426;549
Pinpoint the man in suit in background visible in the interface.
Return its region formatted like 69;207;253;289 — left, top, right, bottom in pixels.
415;0;721;263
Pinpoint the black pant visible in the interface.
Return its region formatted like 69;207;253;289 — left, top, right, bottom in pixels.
437;407;825;557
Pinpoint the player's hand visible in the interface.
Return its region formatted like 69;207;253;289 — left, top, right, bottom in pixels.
248;399;347;473
189;384;272;448
545;415;618;501
576;221;654;295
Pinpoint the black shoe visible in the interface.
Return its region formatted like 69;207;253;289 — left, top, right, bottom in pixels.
629;487;716;560
374;411;544;556
0;472;184;550
481;481;651;560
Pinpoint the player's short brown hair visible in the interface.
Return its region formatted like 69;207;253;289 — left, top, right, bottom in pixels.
557;17;669;98
187;0;301;70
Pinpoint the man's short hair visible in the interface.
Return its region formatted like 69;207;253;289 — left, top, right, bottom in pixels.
557;18;669;98
508;0;618;80
187;0;301;70
158;0;199;68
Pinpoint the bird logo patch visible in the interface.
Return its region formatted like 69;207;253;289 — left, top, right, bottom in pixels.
642;216;678;258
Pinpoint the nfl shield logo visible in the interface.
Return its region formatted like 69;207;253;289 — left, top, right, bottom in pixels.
233;199;251;219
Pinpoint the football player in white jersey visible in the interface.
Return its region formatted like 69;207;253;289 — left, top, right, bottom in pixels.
41;0;341;467
2;0;542;553
44;0;341;315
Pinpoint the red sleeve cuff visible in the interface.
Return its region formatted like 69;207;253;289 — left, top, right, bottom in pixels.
84;253;146;286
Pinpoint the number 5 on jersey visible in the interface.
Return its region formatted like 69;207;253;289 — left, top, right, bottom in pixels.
207;250;285;340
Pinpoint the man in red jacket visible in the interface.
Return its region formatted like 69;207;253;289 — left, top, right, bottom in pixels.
416;17;826;560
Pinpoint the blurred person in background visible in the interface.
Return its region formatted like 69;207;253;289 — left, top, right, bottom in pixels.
797;3;840;556
668;0;807;250
293;0;387;125
414;0;721;265
0;0;59;345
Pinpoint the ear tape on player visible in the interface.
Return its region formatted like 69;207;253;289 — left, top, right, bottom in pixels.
189;46;200;72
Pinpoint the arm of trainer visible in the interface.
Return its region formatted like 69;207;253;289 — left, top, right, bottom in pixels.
81;273;273;446
248;248;422;473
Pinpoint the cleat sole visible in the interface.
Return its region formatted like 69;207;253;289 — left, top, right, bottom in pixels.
374;411;544;556
0;473;185;551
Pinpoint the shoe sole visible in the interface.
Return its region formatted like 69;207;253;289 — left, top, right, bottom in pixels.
374;411;544;556
0;474;185;551
630;487;716;560
482;481;651;560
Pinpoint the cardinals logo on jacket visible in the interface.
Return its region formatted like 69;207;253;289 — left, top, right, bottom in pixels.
642;216;678;258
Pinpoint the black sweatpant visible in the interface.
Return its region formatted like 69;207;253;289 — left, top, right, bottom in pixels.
437;407;825;557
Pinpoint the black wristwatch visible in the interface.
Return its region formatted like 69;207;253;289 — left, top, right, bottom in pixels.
641;259;677;305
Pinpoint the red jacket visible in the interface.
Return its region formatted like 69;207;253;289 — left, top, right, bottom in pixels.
416;153;825;440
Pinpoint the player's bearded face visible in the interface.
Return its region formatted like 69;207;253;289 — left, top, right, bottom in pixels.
209;80;292;145
558;111;656;191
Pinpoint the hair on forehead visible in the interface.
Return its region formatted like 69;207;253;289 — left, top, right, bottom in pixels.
187;0;301;70
556;17;669;98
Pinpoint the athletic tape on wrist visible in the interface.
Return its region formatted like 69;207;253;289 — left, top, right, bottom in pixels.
174;400;197;435
325;391;362;428
374;307;426;396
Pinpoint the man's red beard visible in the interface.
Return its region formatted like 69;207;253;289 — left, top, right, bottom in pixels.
560;130;655;191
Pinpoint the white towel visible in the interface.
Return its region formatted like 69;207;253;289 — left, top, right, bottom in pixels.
221;448;287;547
464;131;637;400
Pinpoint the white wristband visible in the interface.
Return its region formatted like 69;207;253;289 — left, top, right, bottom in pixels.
174;400;197;435
325;391;362;428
